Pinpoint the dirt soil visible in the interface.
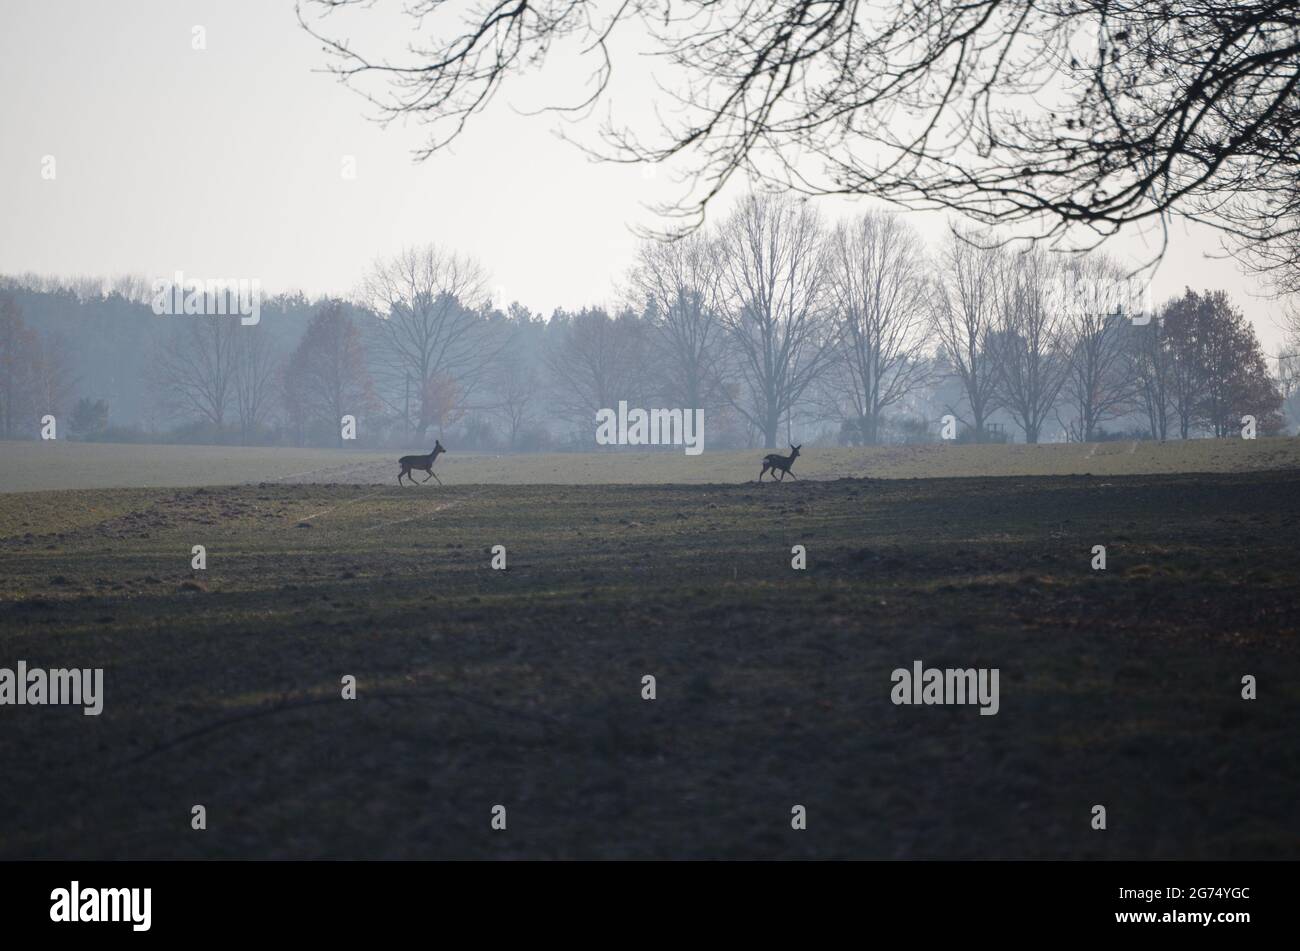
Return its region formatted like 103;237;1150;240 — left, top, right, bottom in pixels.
0;470;1297;858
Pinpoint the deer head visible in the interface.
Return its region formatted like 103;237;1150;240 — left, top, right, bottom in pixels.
433;440;445;458
790;443;801;459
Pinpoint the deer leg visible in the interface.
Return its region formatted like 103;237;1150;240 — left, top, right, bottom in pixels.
429;470;443;485
398;470;406;485
786;470;797;480
420;470;433;483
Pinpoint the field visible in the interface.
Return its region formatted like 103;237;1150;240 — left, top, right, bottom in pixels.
4;435;1300;491
1;444;1298;858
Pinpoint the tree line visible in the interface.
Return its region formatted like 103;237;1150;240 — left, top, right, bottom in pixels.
0;195;1291;450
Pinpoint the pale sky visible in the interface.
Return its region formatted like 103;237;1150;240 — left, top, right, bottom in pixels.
0;0;1291;353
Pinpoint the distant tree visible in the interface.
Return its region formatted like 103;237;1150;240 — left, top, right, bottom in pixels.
0;292;78;440
1190;290;1282;436
107;273;153;305
232;327;279;445
69;397;110;439
361;244;494;438
1163;294;1204;439
150;316;239;434
1057;257;1136;442
1237;365;1288;437
993;247;1070;444
932;234;1003;442
1284;304;1300;353
30;332;77;434
1129;316;1174;441
489;350;539;450
0;291;39;438
1278;335;1300;434
825;210;933;444
544;307;648;433
629;232;725;412
283;300;376;446
716;193;836;448
1161;288;1284;437
421;373;466;439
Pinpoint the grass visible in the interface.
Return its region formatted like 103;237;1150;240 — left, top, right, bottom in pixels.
3;435;1300;492
0;469;1297;858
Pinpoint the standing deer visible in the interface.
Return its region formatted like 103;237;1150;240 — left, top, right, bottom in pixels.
397;440;446;485
759;444;801;482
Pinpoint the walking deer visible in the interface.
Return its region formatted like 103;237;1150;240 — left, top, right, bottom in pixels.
397;440;446;485
759;444;801;482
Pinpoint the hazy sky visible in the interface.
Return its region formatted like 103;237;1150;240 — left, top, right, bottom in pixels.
0;0;1291;352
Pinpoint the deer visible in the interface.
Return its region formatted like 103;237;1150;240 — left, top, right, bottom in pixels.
759;443;801;483
397;440;446;486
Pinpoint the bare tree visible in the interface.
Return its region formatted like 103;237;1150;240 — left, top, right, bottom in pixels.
150;316;240;434
283;299;376;446
301;1;1300;279
993;248;1071;443
715;193;835;448
1164;293;1205;439
28;332;77;433
490;352;538;450
107;273;153;305
1278;354;1300;434
544;308;648;434
1057;257;1136;441
1280;309;1300;432
932;234;1003;441
232;327;280;444
0;291;38;438
825;210;933;444
1284;302;1300;350
361;244;492;438
1129;315;1174;440
0;294;77;440
629;232;725;412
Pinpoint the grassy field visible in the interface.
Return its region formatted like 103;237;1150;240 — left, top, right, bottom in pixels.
3;435;1300;492
0;469;1297;858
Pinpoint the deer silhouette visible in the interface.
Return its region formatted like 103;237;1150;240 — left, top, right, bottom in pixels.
759;443;801;482
397;440;445;485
